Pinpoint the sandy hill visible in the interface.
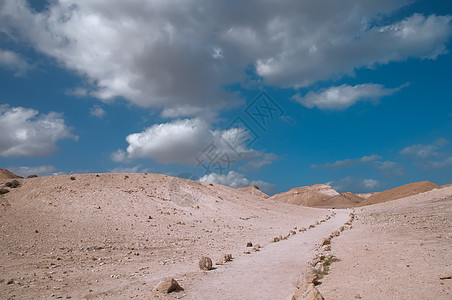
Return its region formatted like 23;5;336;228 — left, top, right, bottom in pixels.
0;172;329;299
236;185;270;198
441;183;452;188
270;184;340;207
316;192;364;209
0;168;21;179
358;180;439;206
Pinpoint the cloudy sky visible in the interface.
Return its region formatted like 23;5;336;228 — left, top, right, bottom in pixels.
1;0;451;194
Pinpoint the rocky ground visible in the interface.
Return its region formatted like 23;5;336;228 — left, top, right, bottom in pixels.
0;173;329;299
0;173;451;299
319;186;452;300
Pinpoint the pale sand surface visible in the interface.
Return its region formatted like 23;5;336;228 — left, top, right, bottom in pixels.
319;186;452;300
1;173;451;299
182;210;349;299
0;173;331;299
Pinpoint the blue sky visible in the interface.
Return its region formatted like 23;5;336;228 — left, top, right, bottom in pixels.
1;0;451;195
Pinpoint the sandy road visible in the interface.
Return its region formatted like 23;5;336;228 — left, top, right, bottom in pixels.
180;210;350;300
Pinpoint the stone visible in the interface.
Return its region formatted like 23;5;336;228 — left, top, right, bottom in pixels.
321;238;330;246
292;283;324;300
314;262;325;273
246;242;253;247
198;256;213;271
153;277;182;293
300;273;318;285
322;245;331;251
269;237;278;243
289;230;297;235
219;253;233;263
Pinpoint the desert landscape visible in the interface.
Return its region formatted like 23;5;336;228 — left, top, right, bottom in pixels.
0;169;450;299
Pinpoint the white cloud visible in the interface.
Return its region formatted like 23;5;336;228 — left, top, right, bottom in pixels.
108;165;149;174
374;160;405;177
312;154;382;169
293;84;400;110
0;49;31;76
1;1;451;117
425;157;452;169
9;165;59;177
312;154;404;177
199;171;274;194
111;118;275;168
400;138;452;169
0;105;78;157
326;176;383;193
90;105;106;118
400;138;448;158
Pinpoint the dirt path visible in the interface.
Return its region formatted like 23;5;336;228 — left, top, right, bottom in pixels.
180;210;350;299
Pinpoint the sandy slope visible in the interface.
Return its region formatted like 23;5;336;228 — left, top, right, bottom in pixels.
0;173;330;299
358;180;439;206
319;186;452;299
271;184;340;207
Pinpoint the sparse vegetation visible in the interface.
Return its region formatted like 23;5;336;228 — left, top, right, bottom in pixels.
0;188;9;194
70;176;76;180
5;180;20;188
315;256;340;279
27;174;38;178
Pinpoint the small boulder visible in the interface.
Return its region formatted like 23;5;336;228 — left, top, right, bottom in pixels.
153;277;182;293
292;283;324;300
199;257;213;271
219;253;233;263
321;238;330;246
246;242;253;247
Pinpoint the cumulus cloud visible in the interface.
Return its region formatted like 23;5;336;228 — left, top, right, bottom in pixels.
1;1;451;117
326;176;383;193
312;154;382;169
111;118;276;169
0;104;77;157
9;165;60;177
108;165;150;174
0;49;31;76
90;105;106;118
293;84;401;110
199;171;275;194
313;154;404;177
374;160;405;177
400;138;452;169
399;138;447;158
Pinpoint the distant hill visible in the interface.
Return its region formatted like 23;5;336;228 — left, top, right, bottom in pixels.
236;185;270;198
357;181;439;206
318;192;364;209
270;184;340;207
0;168;21;179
